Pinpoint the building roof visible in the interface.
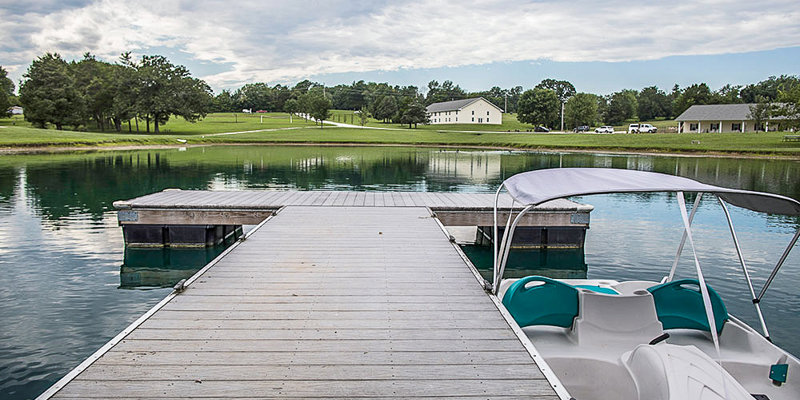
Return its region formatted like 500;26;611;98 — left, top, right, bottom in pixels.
675;103;786;121
426;97;503;113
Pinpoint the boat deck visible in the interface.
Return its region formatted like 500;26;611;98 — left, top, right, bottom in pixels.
42;206;562;399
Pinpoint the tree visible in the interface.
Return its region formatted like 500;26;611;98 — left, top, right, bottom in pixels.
110;53;140;132
0;66;14;117
19;53;85;129
425;80;466;105
741;75;800;103
517;88;559;128
73;53;116;130
748;96;773;131
536;79;576;130
135;55;211;133
212;90;236;112
637;86;670;121
400;100;429;128
776;84;800;130
306;92;332;128
374;96;398;123
564;93;599;129
672;83;711;116
284;98;299;123
357;106;370;126
604;90;637;124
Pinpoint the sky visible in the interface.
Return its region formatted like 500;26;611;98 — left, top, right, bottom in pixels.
1;0;799;95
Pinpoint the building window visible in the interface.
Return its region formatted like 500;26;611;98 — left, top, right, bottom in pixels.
472;110;474;115
471;117;474;122
732;123;741;131
710;123;720;131
690;123;699;131
487;118;489;123
455;117;458;122
487;111;490;115
478;118;483;123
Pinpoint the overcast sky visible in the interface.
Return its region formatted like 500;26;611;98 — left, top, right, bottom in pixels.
2;0;799;95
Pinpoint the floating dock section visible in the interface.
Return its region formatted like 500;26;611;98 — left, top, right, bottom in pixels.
114;190;592;248
40;205;569;399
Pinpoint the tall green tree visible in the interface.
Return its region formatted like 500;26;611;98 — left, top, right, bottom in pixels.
19;53;85;129
604;90;637;124
672;83;711;116
374;96;398;123
564;93;599;128
0;66;14;117
637;86;670;120
73;53;116;130
357;106;370;126
535;79;576;130
400;100;429;128
308;93;332;128
776;84;800;130
741;75;800;103
517;88;559;128
135;55;211;133
110;53;140;132
748;96;773;131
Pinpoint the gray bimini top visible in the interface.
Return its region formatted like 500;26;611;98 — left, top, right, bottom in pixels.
502;168;800;216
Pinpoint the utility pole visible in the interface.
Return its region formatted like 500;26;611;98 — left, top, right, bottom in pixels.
504;94;508;113
560;101;565;132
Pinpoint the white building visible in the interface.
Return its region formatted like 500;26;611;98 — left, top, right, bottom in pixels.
10;106;22;115
426;97;503;125
675;104;787;133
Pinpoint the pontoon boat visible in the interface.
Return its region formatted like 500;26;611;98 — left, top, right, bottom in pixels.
491;168;800;400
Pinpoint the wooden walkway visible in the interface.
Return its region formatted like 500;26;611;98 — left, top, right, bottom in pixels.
44;206;562;399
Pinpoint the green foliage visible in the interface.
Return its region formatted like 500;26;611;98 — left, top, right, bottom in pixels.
637;86;670;121
564;93;599;128
517;88;559;128
135;55;212;133
604;90;637;124
358;106;370;126
0;66;14;117
19;53;85;130
373;96;398;122
741;75;800;103
400;100;429;128
535;79;576;103
306;93;332;128
425;80;466;105
673;83;712;116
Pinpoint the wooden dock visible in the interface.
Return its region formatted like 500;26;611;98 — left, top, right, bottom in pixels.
114;190;592;248
41;206;567;399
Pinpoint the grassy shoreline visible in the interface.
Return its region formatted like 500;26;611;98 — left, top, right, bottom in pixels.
1;113;798;158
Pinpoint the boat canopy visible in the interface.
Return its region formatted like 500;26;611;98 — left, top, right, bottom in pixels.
503;168;800;216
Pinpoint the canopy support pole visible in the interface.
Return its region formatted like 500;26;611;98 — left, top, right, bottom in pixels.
717;196;770;339
677;192;724;364
492;185;503;289
493;204;534;295
668;192;703;282
758;227;800;302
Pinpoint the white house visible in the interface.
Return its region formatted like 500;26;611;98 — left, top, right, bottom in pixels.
426;97;503;125
675;104;787;133
9;106;22;115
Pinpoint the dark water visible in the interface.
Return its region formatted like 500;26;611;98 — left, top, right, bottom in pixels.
0;146;797;399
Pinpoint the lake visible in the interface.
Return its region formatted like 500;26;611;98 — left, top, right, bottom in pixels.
0;145;798;399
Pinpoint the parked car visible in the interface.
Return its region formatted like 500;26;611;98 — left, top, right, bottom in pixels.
639;123;657;133
594;126;614;133
534;126;550;132
573;125;590;133
628;123;657;133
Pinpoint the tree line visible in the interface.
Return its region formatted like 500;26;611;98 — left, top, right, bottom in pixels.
11;52;212;132
4;51;799;131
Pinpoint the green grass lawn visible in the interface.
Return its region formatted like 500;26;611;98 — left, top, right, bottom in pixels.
2;113;798;156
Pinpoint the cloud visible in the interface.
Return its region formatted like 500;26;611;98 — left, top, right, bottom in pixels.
2;0;799;90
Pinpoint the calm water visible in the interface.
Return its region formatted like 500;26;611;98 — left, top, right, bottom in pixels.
0;146;798;399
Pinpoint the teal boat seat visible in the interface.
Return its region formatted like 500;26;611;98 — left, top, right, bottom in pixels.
647;279;728;334
502;276;579;328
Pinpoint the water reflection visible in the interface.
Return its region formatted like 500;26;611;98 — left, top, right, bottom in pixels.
461;246;588;280
120;235;238;289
